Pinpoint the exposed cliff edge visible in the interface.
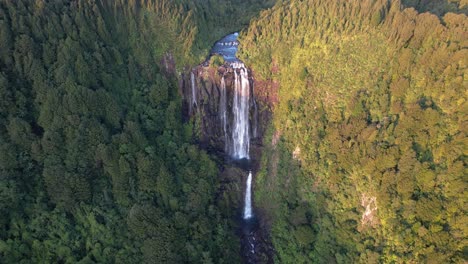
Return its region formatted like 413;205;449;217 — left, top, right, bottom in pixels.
180;62;275;167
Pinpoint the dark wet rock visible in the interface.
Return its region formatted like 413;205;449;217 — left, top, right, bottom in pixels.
181;63;272;163
241;217;275;264
181;33;277;263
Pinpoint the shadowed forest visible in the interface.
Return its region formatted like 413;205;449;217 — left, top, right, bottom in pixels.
0;0;275;262
0;0;466;263
239;0;466;262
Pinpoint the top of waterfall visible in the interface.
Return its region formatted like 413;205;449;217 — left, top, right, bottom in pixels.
210;32;240;62
230;61;247;69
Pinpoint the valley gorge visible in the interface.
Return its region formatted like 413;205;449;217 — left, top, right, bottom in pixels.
181;33;275;263
0;0;465;263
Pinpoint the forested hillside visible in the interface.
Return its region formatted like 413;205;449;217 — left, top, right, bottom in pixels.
0;0;275;262
180;0;276;59
1;0;466;263
402;0;467;16
239;0;467;262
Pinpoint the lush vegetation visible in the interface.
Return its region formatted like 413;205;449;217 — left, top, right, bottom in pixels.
239;0;467;263
0;0;278;262
180;0;276;60
402;0;467;16
1;0;466;263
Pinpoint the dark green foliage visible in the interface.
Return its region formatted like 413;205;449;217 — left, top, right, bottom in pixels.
402;0;468;16
240;0;467;262
179;0;277;60
0;0;248;262
2;0;464;262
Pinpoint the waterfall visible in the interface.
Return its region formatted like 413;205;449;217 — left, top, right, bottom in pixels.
244;171;253;219
209;33;263;261
190;72;197;110
231;62;250;159
220;76;228;151
229;62;253;219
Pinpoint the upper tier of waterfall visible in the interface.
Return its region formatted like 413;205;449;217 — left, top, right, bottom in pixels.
231;62;250;159
209;33;251;160
189;32;257;160
190;72;197;114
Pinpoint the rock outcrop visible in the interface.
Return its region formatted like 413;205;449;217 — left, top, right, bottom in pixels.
180;59;277;264
181;63;272;165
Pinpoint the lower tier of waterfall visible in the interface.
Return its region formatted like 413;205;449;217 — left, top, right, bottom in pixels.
244;171;253;219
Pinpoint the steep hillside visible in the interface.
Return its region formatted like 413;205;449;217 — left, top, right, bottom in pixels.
0;0;274;262
1;0;466;263
238;0;467;262
402;0;468;16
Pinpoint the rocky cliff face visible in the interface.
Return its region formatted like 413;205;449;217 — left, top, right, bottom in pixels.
181;61;276;263
181;63;273;165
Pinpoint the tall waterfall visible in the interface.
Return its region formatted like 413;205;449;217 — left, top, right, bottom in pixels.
229;62;253;219
208;32;265;261
231;62;250;159
244;171;253;219
190;72;197;109
210;33;255;221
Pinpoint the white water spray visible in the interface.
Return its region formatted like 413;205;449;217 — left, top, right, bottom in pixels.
210;33;259;258
244;171;253;219
190;72;197;110
231;62;250;159
229;63;253;219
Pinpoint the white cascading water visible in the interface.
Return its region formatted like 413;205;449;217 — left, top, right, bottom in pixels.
211;35;255;220
191;72;197;110
231;62;250;159
244;171;253;219
230;63;254;220
211;33;257;256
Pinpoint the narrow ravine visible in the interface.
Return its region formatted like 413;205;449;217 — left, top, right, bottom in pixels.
212;33;273;264
213;33;259;262
185;32;273;263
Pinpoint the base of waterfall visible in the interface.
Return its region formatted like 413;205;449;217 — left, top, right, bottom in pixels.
240;216;275;264
220;161;273;263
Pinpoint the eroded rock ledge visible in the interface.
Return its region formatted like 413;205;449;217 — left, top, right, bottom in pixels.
180;63;275;166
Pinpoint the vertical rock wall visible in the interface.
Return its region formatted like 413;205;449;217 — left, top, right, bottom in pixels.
181;63;271;164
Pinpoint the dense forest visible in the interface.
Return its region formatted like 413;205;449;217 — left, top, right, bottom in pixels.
0;0;275;262
0;0;466;263
238;0;466;263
